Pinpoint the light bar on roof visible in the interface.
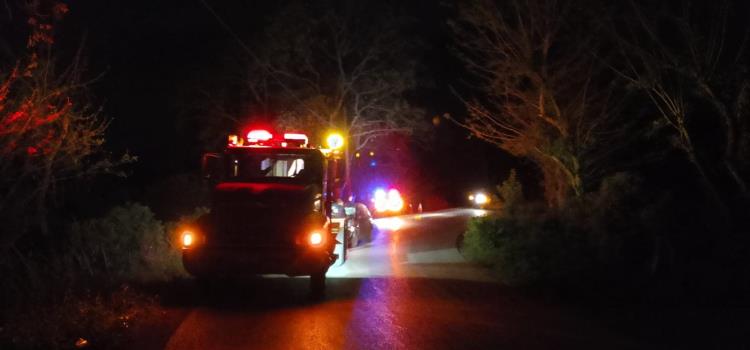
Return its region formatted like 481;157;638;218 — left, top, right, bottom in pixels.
247;129;273;143
283;132;309;146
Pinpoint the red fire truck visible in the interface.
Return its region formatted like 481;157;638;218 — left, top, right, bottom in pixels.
179;129;357;293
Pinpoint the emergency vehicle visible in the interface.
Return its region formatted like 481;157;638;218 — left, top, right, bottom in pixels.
350;134;416;217
179;129;357;293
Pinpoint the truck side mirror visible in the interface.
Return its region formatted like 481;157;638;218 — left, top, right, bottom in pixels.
202;153;223;182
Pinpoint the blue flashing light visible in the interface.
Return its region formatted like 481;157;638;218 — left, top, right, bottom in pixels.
370;160;377;167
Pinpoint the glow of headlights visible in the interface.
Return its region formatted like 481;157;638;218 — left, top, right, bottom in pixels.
373;188;388;212
474;193;489;205
309;231;323;246
374;198;388;212
375;217;404;231
374;188;386;201
386;189;404;212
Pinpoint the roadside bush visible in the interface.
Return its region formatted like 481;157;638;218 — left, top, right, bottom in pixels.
462;173;655;294
1;203;191;309
496;169;523;213
464;207;593;288
463;215;504;266
1;203;201;349
69;203;186;283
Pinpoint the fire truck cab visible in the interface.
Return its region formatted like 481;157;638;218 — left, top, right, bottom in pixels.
181;130;339;293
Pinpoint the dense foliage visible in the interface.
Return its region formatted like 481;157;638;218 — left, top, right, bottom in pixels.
456;0;750;301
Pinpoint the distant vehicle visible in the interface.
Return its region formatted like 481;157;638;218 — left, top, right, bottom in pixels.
468;191;491;209
332;201;374;247
180;130;340;293
350;134;418;218
368;187;406;217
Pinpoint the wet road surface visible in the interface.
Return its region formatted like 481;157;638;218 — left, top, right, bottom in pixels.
164;208;644;349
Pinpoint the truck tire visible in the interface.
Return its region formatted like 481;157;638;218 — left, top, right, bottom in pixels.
310;271;326;294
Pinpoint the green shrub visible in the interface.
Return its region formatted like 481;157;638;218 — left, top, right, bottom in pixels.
69;203;186;283
0;203;203;349
462;173;654;291
463;211;592;287
463;215;504;266
1;203;193;308
496;169;523;213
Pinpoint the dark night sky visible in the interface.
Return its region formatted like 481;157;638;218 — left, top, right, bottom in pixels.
35;1;527;202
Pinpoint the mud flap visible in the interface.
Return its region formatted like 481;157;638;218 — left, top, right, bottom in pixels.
334;223;348;266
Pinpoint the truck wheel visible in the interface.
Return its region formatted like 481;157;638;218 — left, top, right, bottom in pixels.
310;271;326;294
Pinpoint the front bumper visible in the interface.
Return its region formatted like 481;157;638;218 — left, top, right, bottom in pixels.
182;246;334;277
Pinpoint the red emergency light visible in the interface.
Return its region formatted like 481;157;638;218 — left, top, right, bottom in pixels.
247;129;273;143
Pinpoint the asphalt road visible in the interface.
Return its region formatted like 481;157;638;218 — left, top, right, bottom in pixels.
164;208;644;350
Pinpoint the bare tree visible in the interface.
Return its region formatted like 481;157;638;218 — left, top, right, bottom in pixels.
612;0;750;207
451;0;615;207
0;2;132;248
233;2;425;193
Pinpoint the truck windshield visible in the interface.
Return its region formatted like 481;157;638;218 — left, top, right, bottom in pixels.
225;152;320;183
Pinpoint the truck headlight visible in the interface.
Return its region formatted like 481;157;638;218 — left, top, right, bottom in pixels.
181;230;196;249
309;231;324;246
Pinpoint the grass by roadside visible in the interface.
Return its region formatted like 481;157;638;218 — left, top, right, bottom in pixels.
0;203;203;350
0;284;189;350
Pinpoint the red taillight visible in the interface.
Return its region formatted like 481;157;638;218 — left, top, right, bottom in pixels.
247;129;273;142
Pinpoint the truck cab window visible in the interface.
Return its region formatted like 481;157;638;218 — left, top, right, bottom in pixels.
227;153;314;182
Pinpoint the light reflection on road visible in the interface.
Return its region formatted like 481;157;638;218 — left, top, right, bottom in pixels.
373;217;405;231
164;208;639;350
327;208;494;281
